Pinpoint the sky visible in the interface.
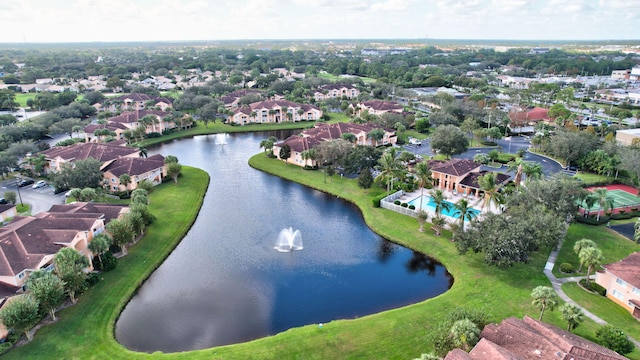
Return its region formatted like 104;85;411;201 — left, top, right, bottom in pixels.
1;0;640;43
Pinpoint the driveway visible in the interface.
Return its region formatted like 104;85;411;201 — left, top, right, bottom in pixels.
0;178;65;215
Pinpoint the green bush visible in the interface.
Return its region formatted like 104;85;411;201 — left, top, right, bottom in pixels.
93;252;117;272
481;141;497;146
86;272;101;287
401;203;408;208
610;211;640;220
394;200;401;205
579;279;607;296
496;153;516;164
559;263;574;273
0;342;13;355
372;193;387;208
575;215;609;225
408;205;415;210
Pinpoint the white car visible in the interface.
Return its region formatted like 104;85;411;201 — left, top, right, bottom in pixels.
32;180;47;189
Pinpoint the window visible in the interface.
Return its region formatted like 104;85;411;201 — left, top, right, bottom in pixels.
17;271;25;279
111;178;116;182
616;278;627;287
633;287;640;296
612;289;624;300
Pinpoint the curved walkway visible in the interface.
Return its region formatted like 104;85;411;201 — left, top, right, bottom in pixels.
544;233;640;348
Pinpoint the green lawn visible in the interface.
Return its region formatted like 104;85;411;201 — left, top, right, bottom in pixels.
562;282;640;359
575;172;612;185
553;223;640;278
14;93;34;107
6;158;638;359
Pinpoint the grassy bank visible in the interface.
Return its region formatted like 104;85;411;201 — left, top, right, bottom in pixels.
7;157;638;359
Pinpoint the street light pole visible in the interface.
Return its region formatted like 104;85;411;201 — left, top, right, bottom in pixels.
16;184;23;206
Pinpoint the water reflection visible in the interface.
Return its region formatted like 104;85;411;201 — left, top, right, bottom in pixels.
115;132;452;353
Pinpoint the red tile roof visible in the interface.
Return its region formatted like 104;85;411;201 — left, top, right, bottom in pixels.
459;170;511;189
508;107;550;123
101;154;165;177
602;252;640;289
359;100;403;112
115;93;174;104
42;142;139;163
429;159;481;177
108;110;169;125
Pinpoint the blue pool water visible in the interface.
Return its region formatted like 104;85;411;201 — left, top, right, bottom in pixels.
407;195;480;220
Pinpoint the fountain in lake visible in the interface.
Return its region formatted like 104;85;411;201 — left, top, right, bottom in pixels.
274;227;303;252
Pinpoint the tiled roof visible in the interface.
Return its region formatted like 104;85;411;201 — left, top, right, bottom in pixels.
102;154;165;177
115;93;174;104
108;110;169;125
602;252;640;289
476;316;627;360
509;107;550;123
0;203;126;278
459;170;511;189
445;338;525;359
318;84;357;91
84;122;129;134
359;100;403;111
220;89;261;104
430;159;480;177
276;122;393;152
42;142;139;163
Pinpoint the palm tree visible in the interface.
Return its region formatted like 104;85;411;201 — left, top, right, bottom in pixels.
119;174;132;196
88;233;112;266
300;149;317;167
138;146;148;158
591;188;614;221
573;239;596;272
449;319;480;352
414;161;433;212
579;246;603;285
431;189;451;219
477;172;504;212
522;162;543;181
376;152;402;194
453;198;477;231
72;125;82;139
560;303;584;332
417;210;429;232
531;286;558;321
259;139;274;154
341;132;357;144
506;159;523;186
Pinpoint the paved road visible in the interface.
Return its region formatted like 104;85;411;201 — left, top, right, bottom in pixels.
0;179;65;215
402;135;564;177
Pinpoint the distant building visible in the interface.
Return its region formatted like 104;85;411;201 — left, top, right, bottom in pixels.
350;100;404;117
616;128;640;146
229;100;322;125
313;84;360;101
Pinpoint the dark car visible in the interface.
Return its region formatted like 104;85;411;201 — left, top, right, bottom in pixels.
0;198;7;205
17;179;34;187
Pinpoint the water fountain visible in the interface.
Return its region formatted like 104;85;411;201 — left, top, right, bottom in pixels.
274;227;303;252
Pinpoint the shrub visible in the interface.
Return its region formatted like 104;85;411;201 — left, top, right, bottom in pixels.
579;279;606;296
409;205;415;210
394;200;401;205
618;209;626;215
85;272;101;287
496;153;516;164
401;203;408;208
481;141;497;146
574;215;609;225
372;194;387;208
596;325;635;355
0;342;12;355
559;263;574;273
93;252;117;272
146;132;162;138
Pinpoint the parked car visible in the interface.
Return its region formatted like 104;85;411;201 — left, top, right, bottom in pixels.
17;179;34;187
32;180;47;189
0;198;7;205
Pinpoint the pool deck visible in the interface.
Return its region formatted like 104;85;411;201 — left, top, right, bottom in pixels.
399;187;502;221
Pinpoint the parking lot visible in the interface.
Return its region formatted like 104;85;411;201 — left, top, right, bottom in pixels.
0;178;66;215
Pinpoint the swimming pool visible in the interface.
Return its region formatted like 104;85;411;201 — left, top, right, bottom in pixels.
407;195;480;220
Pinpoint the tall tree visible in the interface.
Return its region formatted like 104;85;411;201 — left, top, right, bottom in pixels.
414;161;433;212
377;152;403;194
453;198;476;231
573;239;596;272
579;246;603;285
26;270;66;321
88;233;112;267
560;303;584;332
590;188;614;222
477;172;504;212
166;162;182;184
278;144;291;164
106;218;134;256
430;125;469;158
417;210;429;233
0;294;40;340
54;248;89;304
119;174;132;196
531;286;558;321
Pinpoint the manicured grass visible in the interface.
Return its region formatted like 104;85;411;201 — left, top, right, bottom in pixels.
14;93;34;107
137;112;350;147
7;159;637;359
553;223;640;278
562;282;640;359
575;172;612;185
317;72;377;83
